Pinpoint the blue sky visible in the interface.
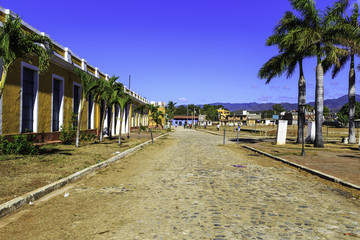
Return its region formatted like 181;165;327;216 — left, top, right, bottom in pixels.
2;0;359;105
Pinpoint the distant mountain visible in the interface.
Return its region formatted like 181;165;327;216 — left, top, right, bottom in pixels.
199;94;360;112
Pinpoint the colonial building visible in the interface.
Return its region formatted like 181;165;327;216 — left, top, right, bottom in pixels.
0;6;150;142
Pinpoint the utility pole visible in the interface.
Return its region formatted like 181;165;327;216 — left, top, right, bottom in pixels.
129;74;131;89
187;105;188;126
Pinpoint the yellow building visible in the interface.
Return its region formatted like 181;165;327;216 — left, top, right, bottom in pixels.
217;108;230;120
148;101;166;128
0;6;150;142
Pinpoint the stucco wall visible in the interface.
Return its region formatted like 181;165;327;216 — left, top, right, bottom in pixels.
2;56;93;135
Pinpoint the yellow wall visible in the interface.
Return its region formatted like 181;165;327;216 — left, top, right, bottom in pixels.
2;57;93;135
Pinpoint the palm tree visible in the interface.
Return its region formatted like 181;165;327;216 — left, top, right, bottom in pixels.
108;83;124;140
74;68;99;147
0;15;53;100
284;0;348;147
93;75;122;142
166;101;176;118
152;110;165;129
322;3;359;144
259;10;312;144
134;104;147;135
146;103;160;128
116;94;131;145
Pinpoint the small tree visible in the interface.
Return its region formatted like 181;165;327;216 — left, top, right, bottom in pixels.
272;104;285;115
93;76;122;142
153;110;165;129
116;94;131;145
108;83;124;140
147;103;160;128
74;68;99;147
337;101;360;126
0;15;53;100
134;104;147;135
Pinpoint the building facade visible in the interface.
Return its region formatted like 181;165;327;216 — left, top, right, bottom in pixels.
0;6;150;142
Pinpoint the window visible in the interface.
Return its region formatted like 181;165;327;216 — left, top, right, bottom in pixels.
73;84;80;115
20;62;38;133
52;75;64;132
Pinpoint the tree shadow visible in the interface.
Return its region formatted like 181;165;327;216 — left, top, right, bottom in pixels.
337;154;360;159
38;148;73;156
228;138;273;144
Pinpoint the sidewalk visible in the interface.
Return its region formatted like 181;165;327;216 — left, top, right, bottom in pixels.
198;128;360;191
244;141;360;189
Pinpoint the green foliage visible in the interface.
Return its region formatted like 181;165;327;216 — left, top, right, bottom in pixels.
0;135;38;155
337;101;360;125
174;105;187;115
272;104;285;114
140;124;146;131
166;101;176;120
80;133;96;142
323;106;330;116
59;113;77;144
0;15;53;73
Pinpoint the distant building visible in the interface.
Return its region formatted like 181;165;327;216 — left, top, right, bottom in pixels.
282;112;298;125
217;108;230;120
171;116;198;126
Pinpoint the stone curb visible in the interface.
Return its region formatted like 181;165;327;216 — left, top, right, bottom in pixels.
242;145;360;191
196;129;223;136
0;133;169;218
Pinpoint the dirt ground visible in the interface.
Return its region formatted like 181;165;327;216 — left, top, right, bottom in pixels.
0;128;359;239
0;131;165;204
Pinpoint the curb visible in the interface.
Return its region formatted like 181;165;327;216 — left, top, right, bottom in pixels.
196;129;223;136
0;133;169;218
242;145;360;191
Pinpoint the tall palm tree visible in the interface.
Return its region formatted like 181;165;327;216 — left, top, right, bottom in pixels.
134;104;147;135
108;83;124;140
146;103;160;128
0;15;53;100
73;68;99;147
116;94;131;145
259;10;312;144
322;3;359;144
93;75;122;142
284;0;348;147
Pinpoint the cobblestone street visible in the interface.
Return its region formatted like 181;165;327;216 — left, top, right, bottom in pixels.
1;128;359;239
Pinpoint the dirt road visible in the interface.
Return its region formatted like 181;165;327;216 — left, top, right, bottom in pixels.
1;128;359;239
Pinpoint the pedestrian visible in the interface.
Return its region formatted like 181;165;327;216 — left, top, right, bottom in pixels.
217;124;220;131
238;125;241;132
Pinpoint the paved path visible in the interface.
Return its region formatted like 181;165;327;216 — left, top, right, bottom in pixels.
1;128;360;239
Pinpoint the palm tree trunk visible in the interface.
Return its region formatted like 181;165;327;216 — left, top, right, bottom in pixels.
349;54;356;144
99;102;108;142
76;98;86;147
0;68;8;101
119;111;123;145
297;60;306;144
314;62;324;148
108;104;113;140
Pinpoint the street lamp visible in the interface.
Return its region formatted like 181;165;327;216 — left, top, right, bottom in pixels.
300;103;306;156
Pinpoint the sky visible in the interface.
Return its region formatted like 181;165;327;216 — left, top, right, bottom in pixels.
2;0;360;105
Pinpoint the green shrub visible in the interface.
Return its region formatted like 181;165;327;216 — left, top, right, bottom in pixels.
60;113;77;144
0;135;38;155
140;124;146;132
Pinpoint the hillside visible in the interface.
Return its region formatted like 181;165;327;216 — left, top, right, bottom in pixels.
200;94;360;112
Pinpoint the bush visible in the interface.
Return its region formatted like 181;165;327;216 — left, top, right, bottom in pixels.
60;113;77;144
140;124;146;132
80;133;96;142
0;135;38;155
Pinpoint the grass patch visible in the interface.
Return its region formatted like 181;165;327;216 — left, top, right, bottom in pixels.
0;130;168;204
